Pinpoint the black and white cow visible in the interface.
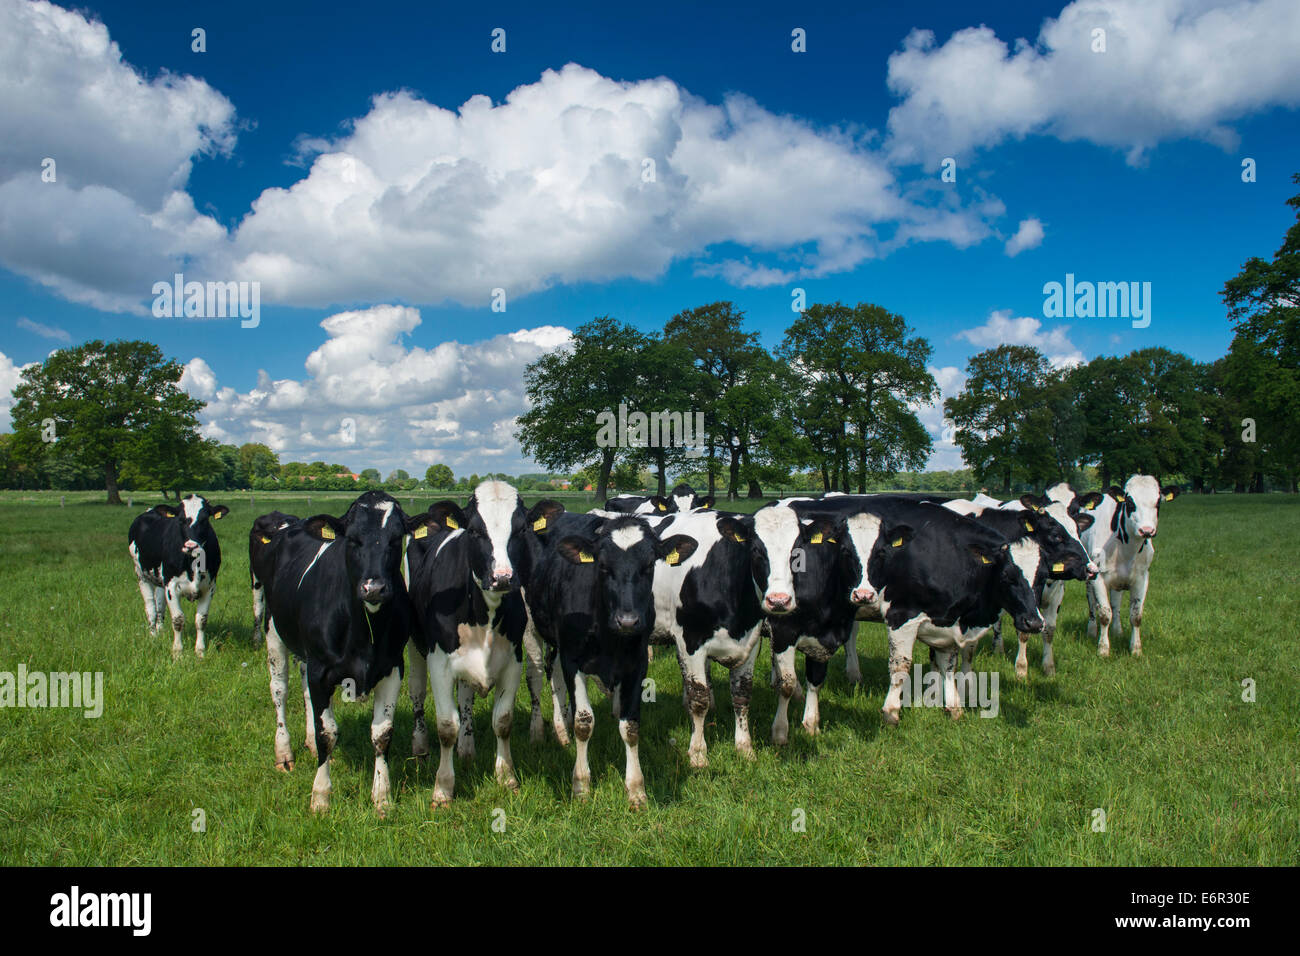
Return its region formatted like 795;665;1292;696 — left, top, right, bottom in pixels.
525;513;697;808
128;494;229;660
404;482;561;807
603;483;715;515
1081;474;1180;658
249;510;298;647
256;491;413;814
646;508;765;765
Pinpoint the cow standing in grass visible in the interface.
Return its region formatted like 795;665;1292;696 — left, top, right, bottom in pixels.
255;491;413;814
128;494;229;660
249;511;298;647
1082;474;1180;658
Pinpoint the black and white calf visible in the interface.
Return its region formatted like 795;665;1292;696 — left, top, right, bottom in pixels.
648;509;765;765
128;494;229;660
405;482;560;807
256;491;413;814
526;514;697;808
1081;475;1180;658
603;483;714;515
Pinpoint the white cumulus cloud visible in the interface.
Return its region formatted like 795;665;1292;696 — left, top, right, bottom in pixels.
957;308;1085;369
1004;217;1045;256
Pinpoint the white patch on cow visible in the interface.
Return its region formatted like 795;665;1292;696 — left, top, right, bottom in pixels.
1125;474;1162;535
943;499;984;516
373;499;395;527
610;524;645;551
1045;482;1074;506
435;527;464;557
844;512;884;603
752;506;800;606
181;494;203;525
364;601;381;613
1008;538;1042;588
672;493;694;513
971;493;1004;509
298;541;333;590
474;480;519;575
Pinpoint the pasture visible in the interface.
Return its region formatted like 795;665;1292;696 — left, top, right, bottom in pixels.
0;490;1296;865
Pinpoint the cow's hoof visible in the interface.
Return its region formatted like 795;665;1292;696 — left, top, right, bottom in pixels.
372;798;391;819
736;741;756;761
771;726;789;747
627;790;648;811
430;791;452;810
195;649;205;660
411;737;429;760
309;791;330;814
1043;662;1056;677
1015;663;1029;680
1098;646;1110;658
571;778;591;801
881;709;900;727
497;771;520;793
171;648;182;662
305;741;318;760
801;720;820;737
947;706;964;721
275;755;294;772
1131;646;1142;658
688;748;709;769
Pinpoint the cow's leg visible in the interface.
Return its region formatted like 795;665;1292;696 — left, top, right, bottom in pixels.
522;625;547;743
802;656;828;737
1129;568;1150;657
680;646;711;768
164;584;185;661
843;630;862;685
300;660;317;758
308;672;337;814
407;639;429;758
620;661;648;809
1015;630;1030;680
456;681;475;761
990;618;1004;656
194;583;215;659
934;646;962;719
569;666;594;800
770;644;798;746
548;651;571;746
730;635;761;759
153;586;165;632
1092;579;1113;656
136;576;160;633
428;649;459;808
1041;583;1064;676
1108;589;1123;639
369;666;401;815
881;624;918;726
265;620;294;771
251;580;265;645
961;640;975;675
492;657;522;791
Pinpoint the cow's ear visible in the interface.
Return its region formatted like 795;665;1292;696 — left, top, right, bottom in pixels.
428;500;466;531
1108;486;1126;502
1022;516;1036;534
1019;493;1047;512
885;524;914;549
803;517;838;545
404;511;440;540
1074;492;1104;512
303;515;345;542
152;504;179;518
657;534;699;566
1072;512;1095;532
1160;485;1179;502
209;505;229;520
716;516;751;544
527;498;565;534
697;496;715;510
968;543;998;565
556;536;597;565
649;496;670;513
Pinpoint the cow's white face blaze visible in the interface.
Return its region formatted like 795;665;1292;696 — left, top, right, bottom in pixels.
472;480;520;591
843;512;885;605
1125;475;1163;539
752;507;801;614
1043;500;1097;576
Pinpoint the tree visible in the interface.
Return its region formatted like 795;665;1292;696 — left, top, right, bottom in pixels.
779;302;936;493
9;340;206;504
517;316;652;500
386;469;410;483
1220;172;1300;492
239;443;280;483
424;463;454;489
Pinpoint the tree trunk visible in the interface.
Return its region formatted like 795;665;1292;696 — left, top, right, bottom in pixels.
727;447;741;500
747;479;763;498
1252;471;1265;494
1101;467;1111;491
654;449;666;496
1002;466;1012;497
707;447;716;497
105;461;123;505
595;449;615;501
857;429;867;494
820;462;830;493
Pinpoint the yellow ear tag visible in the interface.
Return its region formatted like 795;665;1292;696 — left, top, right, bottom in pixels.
810;532;824;544
319;526;335;541
1052;561;1065;572
665;548;681;565
260;535;271;544
657;502;667;511
1086;501;1097;510
212;512;224;520
412;525;428;539
578;551;594;563
701;502;710;509
1024;521;1035;532
1116;494;1126;502
892;537;904;547
532;517;547;531
444;517;458;529
1164;492;1174;501
979;554;992;564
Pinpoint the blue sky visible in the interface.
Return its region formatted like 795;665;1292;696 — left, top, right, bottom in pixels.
2;0;1298;473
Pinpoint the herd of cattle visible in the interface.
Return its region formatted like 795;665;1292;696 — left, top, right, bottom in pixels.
126;474;1179;813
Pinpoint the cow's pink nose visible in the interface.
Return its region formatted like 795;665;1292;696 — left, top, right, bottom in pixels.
1087;563;1099;578
766;592;791;610
851;587;875;604
1139;525;1155;537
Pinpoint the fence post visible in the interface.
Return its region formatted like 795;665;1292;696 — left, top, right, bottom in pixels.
60;495;65;507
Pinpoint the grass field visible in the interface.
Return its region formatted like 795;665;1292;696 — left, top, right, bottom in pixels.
1;489;1296;865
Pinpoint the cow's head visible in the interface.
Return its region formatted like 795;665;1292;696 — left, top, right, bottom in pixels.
668;483;713;513
556;517;697;637
425;483;563;593
1116;475;1178;541
156;495;229;553
301;491;407;611
838;512;912;609
738;505;839;615
973;534;1044;634
1017;493;1096;580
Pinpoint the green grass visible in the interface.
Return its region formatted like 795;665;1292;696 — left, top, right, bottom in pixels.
0;491;1296;865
